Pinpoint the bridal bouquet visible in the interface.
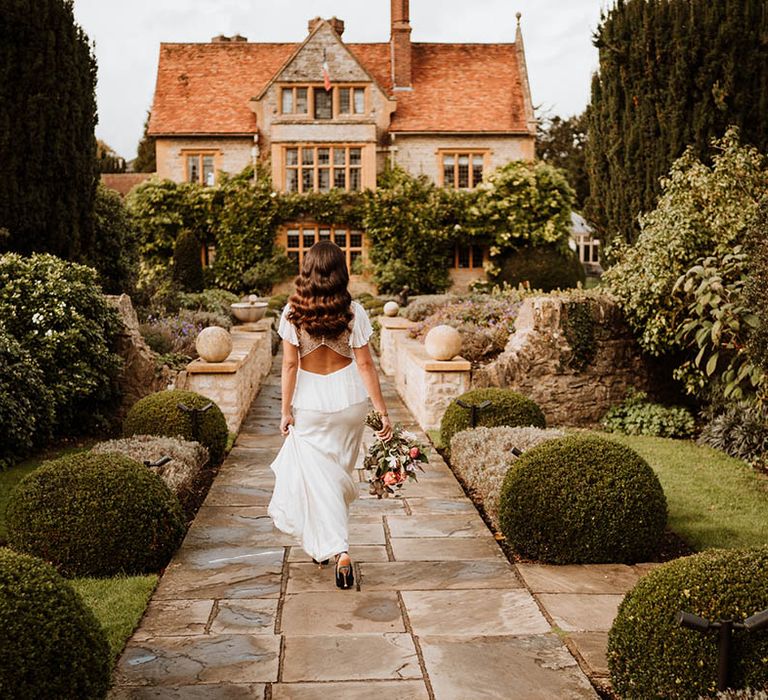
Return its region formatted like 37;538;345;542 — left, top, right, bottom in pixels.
364;410;429;498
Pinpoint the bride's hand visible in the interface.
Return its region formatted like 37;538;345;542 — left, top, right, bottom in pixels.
376;414;393;441
280;413;294;436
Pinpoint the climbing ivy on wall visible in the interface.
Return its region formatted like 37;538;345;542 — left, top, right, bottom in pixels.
127;162;574;295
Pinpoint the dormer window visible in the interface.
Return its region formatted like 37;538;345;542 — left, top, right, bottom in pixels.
279;85;367;119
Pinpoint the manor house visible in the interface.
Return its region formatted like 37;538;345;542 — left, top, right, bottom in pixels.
148;0;536;290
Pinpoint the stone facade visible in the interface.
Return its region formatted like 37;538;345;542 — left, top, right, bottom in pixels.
472;295;655;426
175;319;274;433
155;137;254;184
379;317;471;431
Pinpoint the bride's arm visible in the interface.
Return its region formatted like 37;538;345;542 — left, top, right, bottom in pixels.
353;344;393;440
280;341;299;435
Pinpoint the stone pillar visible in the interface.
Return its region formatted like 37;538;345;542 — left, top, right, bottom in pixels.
378;315;417;376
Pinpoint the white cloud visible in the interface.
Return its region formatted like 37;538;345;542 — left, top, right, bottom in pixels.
72;0;604;159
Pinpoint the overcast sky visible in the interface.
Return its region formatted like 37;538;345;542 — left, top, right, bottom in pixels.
72;0;607;160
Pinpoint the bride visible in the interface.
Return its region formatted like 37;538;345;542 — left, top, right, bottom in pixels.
268;240;392;589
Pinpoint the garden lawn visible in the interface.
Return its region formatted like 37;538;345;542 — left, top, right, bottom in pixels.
71;575;158;662
596;432;768;550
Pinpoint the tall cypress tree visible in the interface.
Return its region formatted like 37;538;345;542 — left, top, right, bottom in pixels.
586;0;768;247
0;0;98;259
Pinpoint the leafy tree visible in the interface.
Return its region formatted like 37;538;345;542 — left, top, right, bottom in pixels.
91;182;139;294
133;111;156;173
0;0;98;258
96;139;126;174
586;0;768;246
172;230;204;293
536;112;589;209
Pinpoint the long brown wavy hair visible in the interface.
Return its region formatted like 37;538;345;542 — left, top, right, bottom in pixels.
287;241;353;337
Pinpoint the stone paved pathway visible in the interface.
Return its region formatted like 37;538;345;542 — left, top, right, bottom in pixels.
111;354;626;699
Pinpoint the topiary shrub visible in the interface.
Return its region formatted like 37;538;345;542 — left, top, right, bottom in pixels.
450;426;565;529
493;244;585;292
440;387;546;448
0;548;111;698
498;434;667;563
172;229;204;292
6;452;185;577
608;547;768;700
124;389;228;465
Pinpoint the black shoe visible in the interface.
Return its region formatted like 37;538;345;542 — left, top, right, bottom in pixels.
312;558;330;566
335;553;354;590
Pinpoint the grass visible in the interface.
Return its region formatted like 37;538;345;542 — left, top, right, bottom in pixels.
594;432;768;551
70;575;158;662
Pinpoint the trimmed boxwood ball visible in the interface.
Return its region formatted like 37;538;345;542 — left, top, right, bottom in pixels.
498;434;667;563
0;548;110;698
6;452;185;577
440;387;546;448
124;389;228;465
608;548;768;700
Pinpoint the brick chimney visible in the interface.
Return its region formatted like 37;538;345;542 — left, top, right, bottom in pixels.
390;0;412;89
308;17;344;36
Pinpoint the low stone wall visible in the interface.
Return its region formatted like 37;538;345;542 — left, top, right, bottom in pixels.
379;316;471;431
472;295;654;426
175;319;273;434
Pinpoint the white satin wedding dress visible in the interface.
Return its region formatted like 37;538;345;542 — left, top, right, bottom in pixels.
267;301;372;562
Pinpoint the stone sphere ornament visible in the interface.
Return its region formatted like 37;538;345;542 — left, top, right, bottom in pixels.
383;301;400;317
424;325;462;361
195;326;232;363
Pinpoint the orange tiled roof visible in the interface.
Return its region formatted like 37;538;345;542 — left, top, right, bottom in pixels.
149;40;529;135
100;173;154;197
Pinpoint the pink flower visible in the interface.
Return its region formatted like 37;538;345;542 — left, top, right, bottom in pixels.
409;446;420;459
383;471;398;486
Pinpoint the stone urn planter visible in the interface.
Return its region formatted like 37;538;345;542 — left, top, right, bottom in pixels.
231;295;268;323
195;326;232;363
424;325;462;361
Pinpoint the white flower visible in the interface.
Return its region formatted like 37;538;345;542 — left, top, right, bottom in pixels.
32;312;43;325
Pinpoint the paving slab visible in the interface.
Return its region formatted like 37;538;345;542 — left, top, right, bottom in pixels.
115;635;280;686
132;600;214;640
516;563;640;594
271;681;429;700
209;599;277;634
110;685;266;699
418;634;598;700
288;544;389;563
391;537;503;561
567;632;611;677
537;593;625;632
281;633;421;682
402;497;477;514
280;591;405;634
386;513;488;538
402;589;550;635
359;560;522;591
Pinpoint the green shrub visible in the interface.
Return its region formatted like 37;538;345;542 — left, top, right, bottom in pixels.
498;434;668;563
699;402;768;467
0;326;53;469
124;390;228;465
241;250;295;295
402;294;456;321
440;387;546;448
268;293;289;311
172;229;204;292
492;244;585;292
602;389;697;439
0;253;123;435
178;288;238;316
608;547;768;700
0;548;111;698
6;452;185;577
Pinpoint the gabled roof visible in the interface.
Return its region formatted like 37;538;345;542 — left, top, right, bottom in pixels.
148;38;531;136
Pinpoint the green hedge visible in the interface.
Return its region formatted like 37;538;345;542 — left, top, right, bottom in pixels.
498;434;668;563
124;390;228;465
0;548;110;698
493;244;585;292
608;547;768;699
440;387;546;448
6;452;185;577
